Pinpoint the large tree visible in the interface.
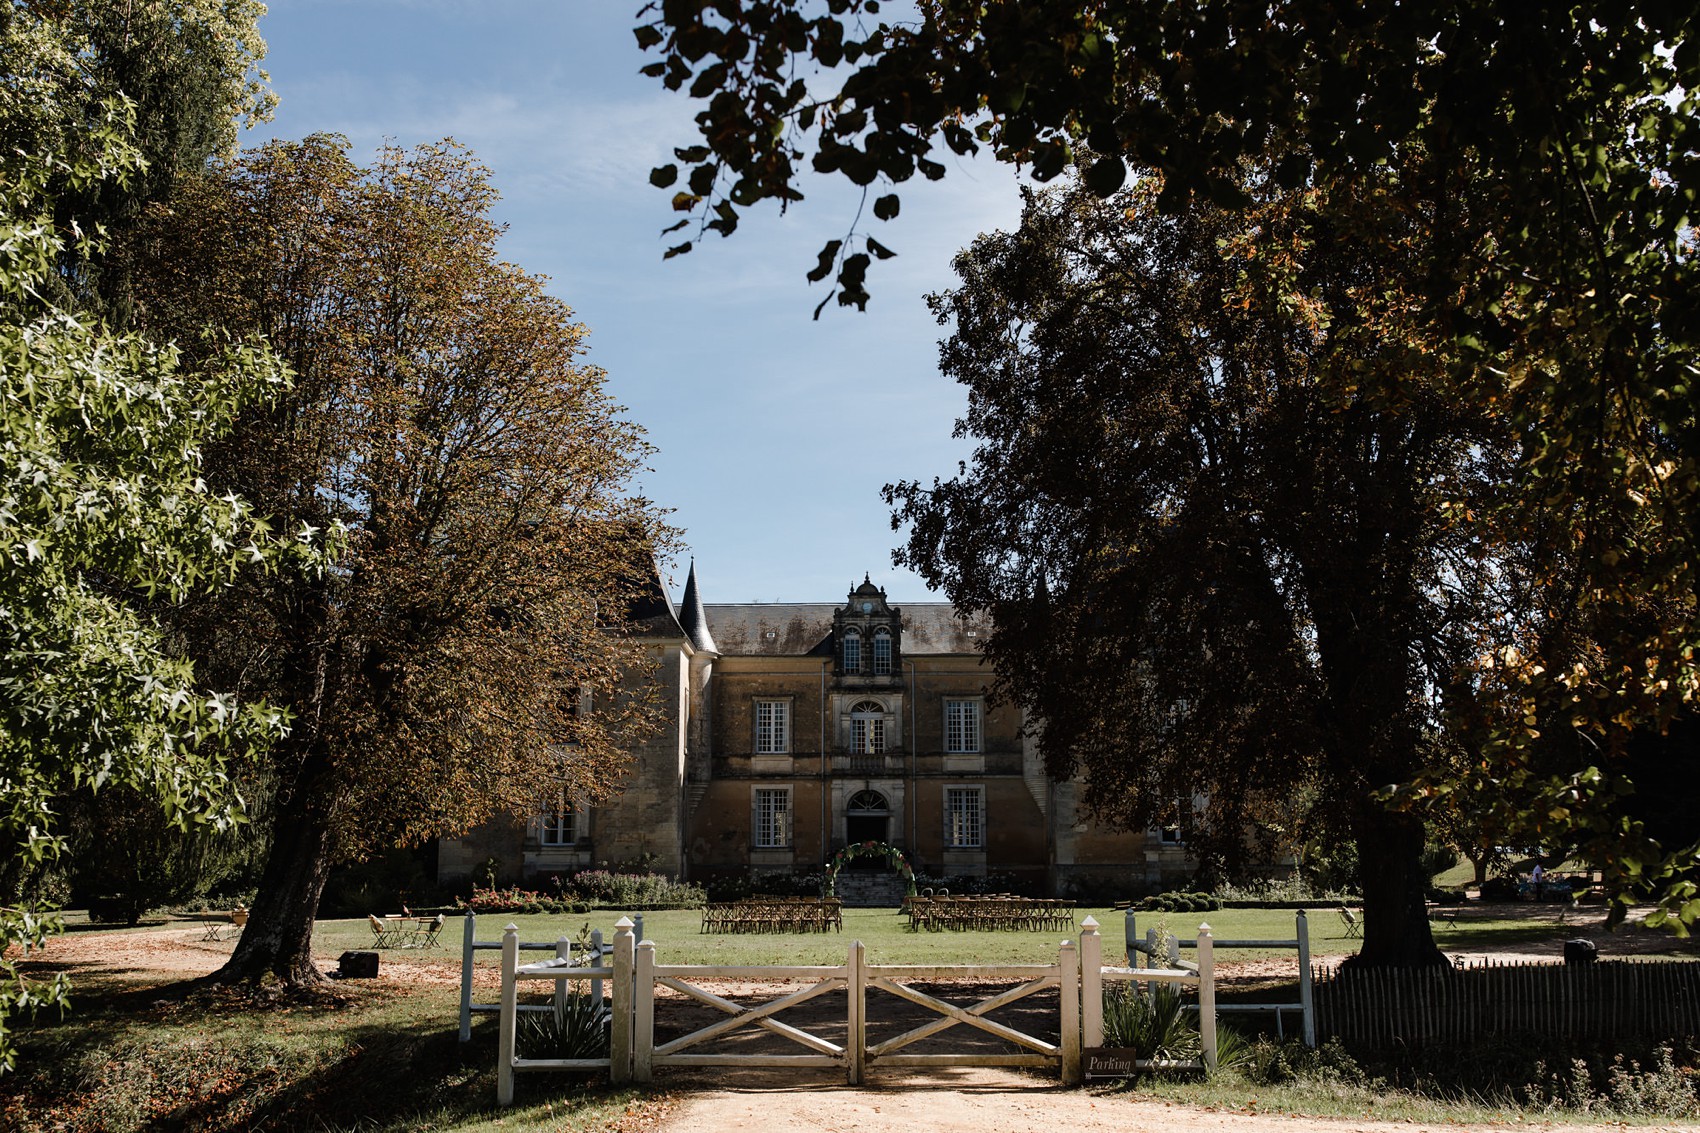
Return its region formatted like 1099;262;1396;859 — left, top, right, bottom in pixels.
0;5;315;1067
2;0;274;317
130;136;670;988
641;1;1700;927
888;170;1530;966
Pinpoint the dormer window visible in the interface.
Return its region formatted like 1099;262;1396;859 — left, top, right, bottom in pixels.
872;627;892;675
833;573;900;682
843;628;862;673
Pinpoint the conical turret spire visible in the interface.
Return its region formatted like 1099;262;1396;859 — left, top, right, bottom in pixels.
678;559;718;654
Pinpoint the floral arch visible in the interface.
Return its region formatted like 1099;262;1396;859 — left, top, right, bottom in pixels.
825;841;917;897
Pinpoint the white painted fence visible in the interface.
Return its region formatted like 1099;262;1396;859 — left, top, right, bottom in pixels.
458;911;643;1042
1126;909;1315;1047
1082;917;1217;1073
493;916;1218;1105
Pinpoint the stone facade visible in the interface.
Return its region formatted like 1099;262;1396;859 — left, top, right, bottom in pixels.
437;566;1210;897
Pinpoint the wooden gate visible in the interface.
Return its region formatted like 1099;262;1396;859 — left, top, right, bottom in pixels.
621;936;1083;1085
496;918;1217;1104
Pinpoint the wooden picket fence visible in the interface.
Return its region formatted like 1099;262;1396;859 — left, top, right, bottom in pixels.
1314;958;1700;1050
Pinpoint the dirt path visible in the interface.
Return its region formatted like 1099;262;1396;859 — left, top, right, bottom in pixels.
647;1065;1680;1133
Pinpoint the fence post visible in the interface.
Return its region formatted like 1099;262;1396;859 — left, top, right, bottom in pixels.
610;918;634;1084
1080;917;1103;1049
590;929;604;1004
1060;937;1081;1085
459;912;476;1042
847;940;865;1085
1197;923;1217;1075
1145;927;1159;968
554;935;571;1019
1125;910;1138;966
1296;910;1315;1048
497;923;519;1106
634;937;655;1083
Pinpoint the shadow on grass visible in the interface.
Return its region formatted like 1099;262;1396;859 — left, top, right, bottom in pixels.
0;975;643;1133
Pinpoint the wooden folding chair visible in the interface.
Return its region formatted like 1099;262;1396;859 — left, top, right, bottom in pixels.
1339;906;1362;938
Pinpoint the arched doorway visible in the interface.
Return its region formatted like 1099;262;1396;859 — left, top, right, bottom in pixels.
845;789;890;867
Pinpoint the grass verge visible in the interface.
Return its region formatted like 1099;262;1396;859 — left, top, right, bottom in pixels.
0;978;667;1133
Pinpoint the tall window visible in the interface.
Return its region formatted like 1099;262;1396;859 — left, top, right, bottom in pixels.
1158;795;1190;845
842;628;862;673
755;699;790;753
754;788;792;848
945;700;982;753
872;627;892;674
538;795;579;845
849;700;885;754
945;787;985;849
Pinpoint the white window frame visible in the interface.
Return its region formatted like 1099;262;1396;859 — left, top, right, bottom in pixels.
849;699;886;754
842;629;862;673
537;793;583;846
872;627;892;675
754;698;791;754
944;785;985;849
944;699;982;753
754;787;793;849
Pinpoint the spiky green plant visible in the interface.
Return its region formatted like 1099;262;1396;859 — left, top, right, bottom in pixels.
516;993;609;1060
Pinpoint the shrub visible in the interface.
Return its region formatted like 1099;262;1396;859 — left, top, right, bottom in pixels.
1101;984;1251;1075
1212;876;1359;903
1241;1036;1375;1088
1136;890;1219;912
456;886;588;915
517;993;610;1062
564;871;705;909
750;870;827;898
1525;1047;1699;1117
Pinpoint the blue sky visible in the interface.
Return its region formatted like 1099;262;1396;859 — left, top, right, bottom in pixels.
248;1;1027;605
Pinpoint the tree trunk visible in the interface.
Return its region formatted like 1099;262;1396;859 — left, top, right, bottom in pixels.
1348;802;1447;968
212;779;337;987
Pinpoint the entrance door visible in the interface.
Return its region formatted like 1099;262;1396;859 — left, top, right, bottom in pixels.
844;790;890;868
845;814;887;845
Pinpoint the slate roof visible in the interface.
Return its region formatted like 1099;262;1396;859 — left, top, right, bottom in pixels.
625;558;688;638
702;603;989;657
676;562;718;654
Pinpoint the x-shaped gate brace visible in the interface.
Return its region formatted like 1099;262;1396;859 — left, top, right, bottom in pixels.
652;974;848;1064
866;974;1062;1061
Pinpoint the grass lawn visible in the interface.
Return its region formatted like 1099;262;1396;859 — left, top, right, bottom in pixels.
314;900;1700;969
336;905;1360;971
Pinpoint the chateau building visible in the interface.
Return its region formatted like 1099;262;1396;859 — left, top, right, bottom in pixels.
438;564;1197;897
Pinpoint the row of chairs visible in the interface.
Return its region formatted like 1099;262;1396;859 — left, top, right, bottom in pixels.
700;897;843;934
907;895;1075;932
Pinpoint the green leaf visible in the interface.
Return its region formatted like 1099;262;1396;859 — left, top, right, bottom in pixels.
633;24;664;51
649;164;679;188
872;193;900;221
866;236;896;260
